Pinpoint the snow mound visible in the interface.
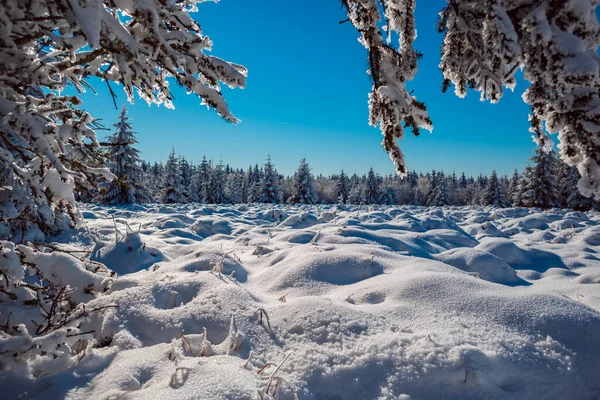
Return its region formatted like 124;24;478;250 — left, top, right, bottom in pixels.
475;238;527;265
435;248;522;284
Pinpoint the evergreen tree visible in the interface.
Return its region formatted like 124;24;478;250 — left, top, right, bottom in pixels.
226;171;244;204
336;170;350;204
195;157;212;203
557;162;599;211
348;182;367;205
208;162;227;204
519;147;559;209
179;156;192;200
365;168;381;204
259;156;283;204
482;170;509;207
289;159;317;204
507;169;521;205
430;172;451;206
378;185;396;205
100;106;153;205
161;149;185;204
247;165;262;203
411;186;422;206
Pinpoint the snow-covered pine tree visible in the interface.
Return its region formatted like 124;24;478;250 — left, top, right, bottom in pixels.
226;171;244;204
336;170;350;204
247;165;262;203
289;159;318;204
192;157;211;203
179;157;192;201
425;171;437;206
430;172;451;207
259;156;283;204
519;146;560;209
378;185;396;205
482;170;509;207
365;168;381;205
239;168;250;203
557;161;599;211
411;185;422;206
348;182;367;205
161;149;185;204
100;106;153;205
208;162;228;204
507;169;521;206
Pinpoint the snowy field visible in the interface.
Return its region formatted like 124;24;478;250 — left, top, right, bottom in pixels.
4;204;600;399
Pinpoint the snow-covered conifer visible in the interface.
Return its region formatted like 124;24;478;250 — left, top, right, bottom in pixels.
179;157;192;201
348;182;367;205
365;168;381;205
378;185;396;205
247;165;262;203
557;162;599;211
226;172;245;204
482;170;509;207
288;159;317;204
411;186;422;206
507;170;521;205
259;156;283;204
430;172;451;207
161;149;185;204
100;106;153;205
208;162;228;204
336;171;350;204
519;146;559;209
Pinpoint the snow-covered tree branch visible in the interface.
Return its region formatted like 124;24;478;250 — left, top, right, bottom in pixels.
341;0;433;176
0;0;246;241
341;0;599;199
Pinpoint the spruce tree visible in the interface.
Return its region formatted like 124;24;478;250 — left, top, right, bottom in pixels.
378;185;396;205
557;162;599;211
348;182;367;205
507;169;521;206
100;106;153;205
430;172;451;207
161;149;185;204
247;165;262;203
336;170;350;204
226;171;244;204
365;168;381;205
289;159;317;204
482;170;509;207
259;156;283;204
519;146;559;209
194;157;212;203
411;186;422;206
208;162;227;204
179;156;192;201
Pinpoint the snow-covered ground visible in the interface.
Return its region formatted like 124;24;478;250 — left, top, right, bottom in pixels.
3;204;600;399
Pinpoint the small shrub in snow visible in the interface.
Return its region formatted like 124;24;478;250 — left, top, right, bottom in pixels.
0;241;112;378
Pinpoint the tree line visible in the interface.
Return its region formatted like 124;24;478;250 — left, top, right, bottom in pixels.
87;108;598;211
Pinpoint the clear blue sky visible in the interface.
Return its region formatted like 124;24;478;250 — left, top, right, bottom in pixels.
77;0;575;177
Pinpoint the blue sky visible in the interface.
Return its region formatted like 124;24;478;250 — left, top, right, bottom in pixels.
79;0;563;177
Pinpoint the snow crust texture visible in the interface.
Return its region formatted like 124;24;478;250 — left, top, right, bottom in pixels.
3;205;600;399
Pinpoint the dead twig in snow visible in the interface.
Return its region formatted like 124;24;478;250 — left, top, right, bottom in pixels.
253;308;271;331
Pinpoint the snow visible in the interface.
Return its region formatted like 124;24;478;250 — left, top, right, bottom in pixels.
2;204;600;399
